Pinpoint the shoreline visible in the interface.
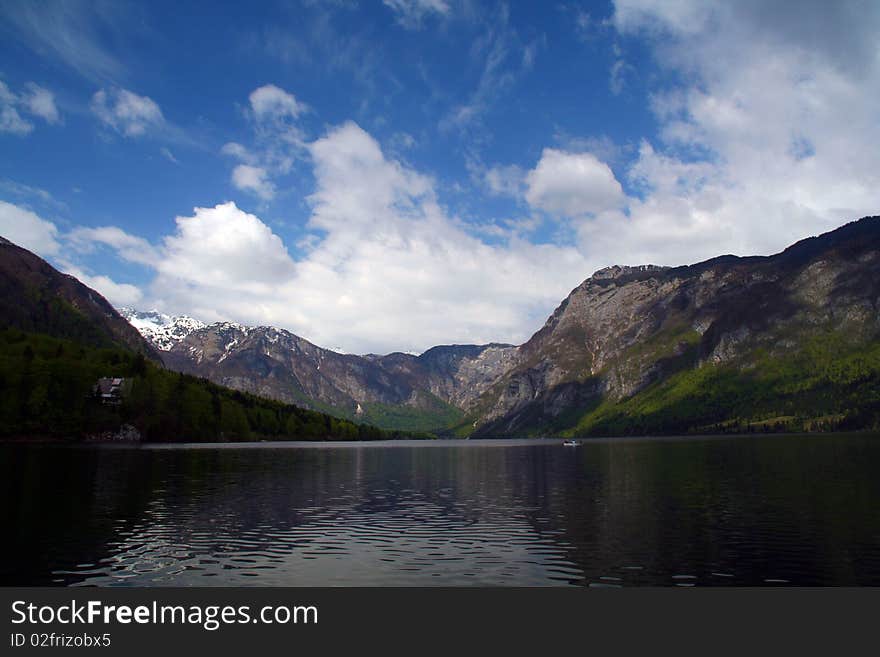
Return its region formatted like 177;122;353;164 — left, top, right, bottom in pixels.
1;429;875;449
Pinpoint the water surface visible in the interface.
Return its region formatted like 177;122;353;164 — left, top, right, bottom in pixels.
2;434;879;586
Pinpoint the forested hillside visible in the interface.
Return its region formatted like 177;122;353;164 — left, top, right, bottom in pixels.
0;328;412;442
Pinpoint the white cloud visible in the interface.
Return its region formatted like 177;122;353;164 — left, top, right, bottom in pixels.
22;83;59;124
0;179;67;212
383;0;450;29
94;123;588;353
0;200;60;255
0;80;59;135
231;164;276;200
289;122;587;352
222;85;308;203
483;164;526;197
157;202;296;292
90;88;163;137
525;148;625;217
221;142;254;163
564;0;880;269
160;147;178;164
61;265;144;307
388;131;416;152
67;225;161;267
249;84;306;121
0;105;32;135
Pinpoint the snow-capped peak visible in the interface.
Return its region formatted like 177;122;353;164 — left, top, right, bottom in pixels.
119;307;206;351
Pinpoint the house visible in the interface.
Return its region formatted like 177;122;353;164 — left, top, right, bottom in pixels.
93;377;129;405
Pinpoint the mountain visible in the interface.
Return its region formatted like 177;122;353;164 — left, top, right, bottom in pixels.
0;236;161;361
121;215;880;437
151;320;516;432
464;216;880;436
118;308;205;351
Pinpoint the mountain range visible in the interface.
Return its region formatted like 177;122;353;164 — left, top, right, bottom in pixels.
118;215;880;436
118;306;516;432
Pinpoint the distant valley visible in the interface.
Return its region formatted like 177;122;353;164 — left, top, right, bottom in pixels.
120;307;516;432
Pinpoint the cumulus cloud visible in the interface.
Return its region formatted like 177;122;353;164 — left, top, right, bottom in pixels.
94;123;588;353
221;142;253;162
249;84;306;121
0;80;59;135
290;122;587;351
231;165;276;200
157;202;296;291
0;200;60;255
91;87;163;137
525;149;625;217
222;85;308;201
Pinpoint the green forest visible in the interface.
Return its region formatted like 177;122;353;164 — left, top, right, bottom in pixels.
0;328;424;442
561;331;880;437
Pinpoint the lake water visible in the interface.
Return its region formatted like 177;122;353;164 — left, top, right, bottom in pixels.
2;434;879;586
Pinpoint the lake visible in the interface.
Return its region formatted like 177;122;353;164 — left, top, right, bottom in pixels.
2;433;879;586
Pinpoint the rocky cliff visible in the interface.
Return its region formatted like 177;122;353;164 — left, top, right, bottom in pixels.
467;216;880;436
156;322;518;431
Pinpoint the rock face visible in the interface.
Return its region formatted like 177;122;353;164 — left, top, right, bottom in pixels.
369;344;519;409
468;216;880;435
0;236;162;361
153;321;518;430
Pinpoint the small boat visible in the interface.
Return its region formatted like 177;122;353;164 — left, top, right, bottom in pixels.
562;439;582;447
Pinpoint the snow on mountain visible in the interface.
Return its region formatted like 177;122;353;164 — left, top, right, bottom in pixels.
119;307;206;351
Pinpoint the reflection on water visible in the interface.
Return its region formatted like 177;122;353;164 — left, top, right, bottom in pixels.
1;435;879;586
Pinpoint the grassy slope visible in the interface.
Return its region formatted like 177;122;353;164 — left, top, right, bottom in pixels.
562;330;880;437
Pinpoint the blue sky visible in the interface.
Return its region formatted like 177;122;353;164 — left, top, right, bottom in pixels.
2;1;879;353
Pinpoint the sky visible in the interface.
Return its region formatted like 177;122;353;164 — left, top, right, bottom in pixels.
1;0;879;354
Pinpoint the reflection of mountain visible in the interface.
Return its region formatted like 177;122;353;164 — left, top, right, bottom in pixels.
3;438;879;586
